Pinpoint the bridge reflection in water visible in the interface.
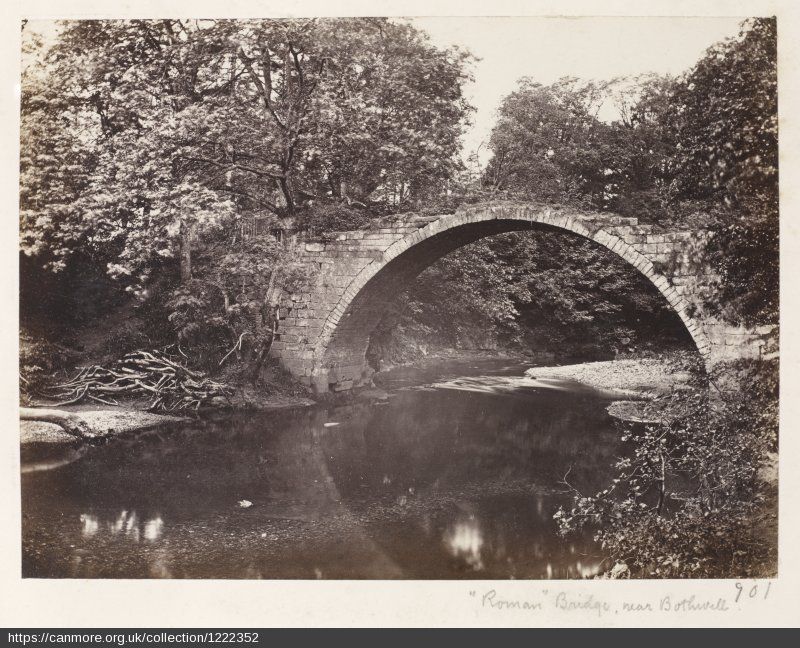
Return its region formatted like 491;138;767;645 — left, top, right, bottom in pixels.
22;359;618;579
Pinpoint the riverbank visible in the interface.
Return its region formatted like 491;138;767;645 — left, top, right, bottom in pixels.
21;351;694;442
19;388;319;444
524;354;697;423
19;364;317;444
525;357;693;399
374;347;554;373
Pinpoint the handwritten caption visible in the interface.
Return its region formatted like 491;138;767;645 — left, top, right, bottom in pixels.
469;581;772;618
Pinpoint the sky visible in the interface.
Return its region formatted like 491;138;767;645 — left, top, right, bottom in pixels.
409;16;745;164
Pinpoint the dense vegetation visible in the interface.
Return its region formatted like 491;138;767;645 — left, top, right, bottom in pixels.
556;356;778;578
20;18;472;372
367;230;692;366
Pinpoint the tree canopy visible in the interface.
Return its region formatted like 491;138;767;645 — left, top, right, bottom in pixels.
20;18;474;361
21;18;473;290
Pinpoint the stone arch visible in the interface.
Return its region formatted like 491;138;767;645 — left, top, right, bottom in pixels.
309;206;711;392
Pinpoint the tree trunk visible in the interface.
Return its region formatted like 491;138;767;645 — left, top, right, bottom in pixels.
279;174;295;214
20;407;94;439
179;219;193;283
251;305;279;383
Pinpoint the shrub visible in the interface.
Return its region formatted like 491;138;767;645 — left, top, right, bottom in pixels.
556;358;778;578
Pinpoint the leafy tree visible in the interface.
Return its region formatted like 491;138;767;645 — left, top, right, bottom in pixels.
21;19;472;284
601;74;682;220
484;77;610;207
20;18;473;362
671;18;778;324
605;20;777;323
671;19;777;209
482;18;778;325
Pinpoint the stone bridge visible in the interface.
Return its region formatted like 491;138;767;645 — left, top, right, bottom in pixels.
269;202;774;393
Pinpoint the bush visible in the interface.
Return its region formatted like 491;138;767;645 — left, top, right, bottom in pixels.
556;358;778;578
102;320;151;356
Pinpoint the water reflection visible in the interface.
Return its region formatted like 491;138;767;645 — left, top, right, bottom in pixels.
22;359;620;579
79;511;164;543
427;374;574;396
444;518;484;571
143;516;164;541
79;513;98;538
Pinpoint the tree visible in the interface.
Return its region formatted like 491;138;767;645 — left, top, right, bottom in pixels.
483;17;778;325
601;74;681;220
20;18;473;360
484;77;610;207
672;19;777;209
670;18;778;324
556;358;778;578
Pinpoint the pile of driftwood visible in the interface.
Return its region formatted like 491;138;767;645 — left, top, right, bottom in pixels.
38;350;233;412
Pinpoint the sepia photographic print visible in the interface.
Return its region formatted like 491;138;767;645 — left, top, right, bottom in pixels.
14;5;782;597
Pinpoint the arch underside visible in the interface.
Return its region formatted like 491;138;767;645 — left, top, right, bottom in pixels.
312;217;708;392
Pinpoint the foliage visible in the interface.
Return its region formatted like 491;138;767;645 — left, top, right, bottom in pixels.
670;18;778;323
556;358;778;578
705;209;779;325
20;18;472;286
370;229;692;362
484;78;611;207
20;17;778;376
670;19;777;209
19;331;82;402
165;234;314;368
482;74;683;216
101;320;151;357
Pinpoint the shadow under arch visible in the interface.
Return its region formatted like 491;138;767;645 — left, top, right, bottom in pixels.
310;209;710;392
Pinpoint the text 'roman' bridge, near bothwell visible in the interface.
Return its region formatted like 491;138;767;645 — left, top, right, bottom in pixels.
268;202;775;393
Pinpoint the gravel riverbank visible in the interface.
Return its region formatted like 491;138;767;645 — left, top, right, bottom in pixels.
525;356;695;422
525;357;692;399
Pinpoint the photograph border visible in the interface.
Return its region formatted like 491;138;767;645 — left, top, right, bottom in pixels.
1;0;797;628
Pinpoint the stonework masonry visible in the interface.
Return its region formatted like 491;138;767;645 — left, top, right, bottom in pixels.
268;202;776;393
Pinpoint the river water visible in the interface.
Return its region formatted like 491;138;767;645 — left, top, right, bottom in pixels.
21;359;623;579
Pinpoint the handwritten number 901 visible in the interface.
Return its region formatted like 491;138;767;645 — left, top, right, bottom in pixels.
734;581;771;603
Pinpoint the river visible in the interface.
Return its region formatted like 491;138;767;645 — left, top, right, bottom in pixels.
21;358;623;579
